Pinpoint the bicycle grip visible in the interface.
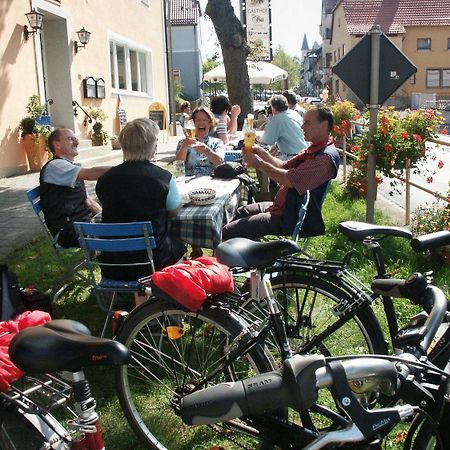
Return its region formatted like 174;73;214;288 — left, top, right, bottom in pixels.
180;370;284;425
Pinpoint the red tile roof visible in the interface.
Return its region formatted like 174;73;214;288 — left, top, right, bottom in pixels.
171;0;200;26
338;0;450;34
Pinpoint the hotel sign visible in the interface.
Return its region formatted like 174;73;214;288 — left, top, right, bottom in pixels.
244;0;272;61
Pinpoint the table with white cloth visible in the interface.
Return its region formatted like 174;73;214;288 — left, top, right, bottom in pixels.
171;176;243;249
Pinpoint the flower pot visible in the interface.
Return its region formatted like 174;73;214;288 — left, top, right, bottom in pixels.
21;134;48;172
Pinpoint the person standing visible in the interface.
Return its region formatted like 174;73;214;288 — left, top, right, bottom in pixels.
259;95;308;161
222;105;340;241
39;128;110;248
210;95;241;144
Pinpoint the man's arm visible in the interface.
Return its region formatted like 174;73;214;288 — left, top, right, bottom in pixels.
244;150;291;187
252;146;284;168
78;166;111;181
84;197;102;215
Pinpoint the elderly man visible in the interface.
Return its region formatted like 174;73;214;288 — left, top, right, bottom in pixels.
39;128;111;248
222;105;340;241
259;94;307;161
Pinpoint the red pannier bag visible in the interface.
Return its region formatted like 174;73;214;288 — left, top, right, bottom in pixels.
150;256;234;312
0;310;51;392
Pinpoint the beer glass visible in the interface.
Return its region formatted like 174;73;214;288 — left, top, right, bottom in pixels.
184;120;196;139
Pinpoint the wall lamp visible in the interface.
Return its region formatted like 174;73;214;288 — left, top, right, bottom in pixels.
74;27;91;53
24;8;44;41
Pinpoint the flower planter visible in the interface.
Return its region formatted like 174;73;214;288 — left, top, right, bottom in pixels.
21;134;48;172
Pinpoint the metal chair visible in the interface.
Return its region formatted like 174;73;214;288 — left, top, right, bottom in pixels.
73;221;156;337
26;186;89;300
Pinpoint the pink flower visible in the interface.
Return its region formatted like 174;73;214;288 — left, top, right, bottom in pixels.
426;176;433;184
438;160;444;169
400;132;409;140
413;134;423;143
441;129;449;135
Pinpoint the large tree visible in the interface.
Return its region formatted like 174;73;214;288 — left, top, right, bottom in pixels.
272;45;301;91
205;0;253;117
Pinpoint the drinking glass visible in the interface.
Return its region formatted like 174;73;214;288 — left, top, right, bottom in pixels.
184;120;196;139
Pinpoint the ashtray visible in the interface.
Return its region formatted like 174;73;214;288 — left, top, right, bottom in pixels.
188;188;216;206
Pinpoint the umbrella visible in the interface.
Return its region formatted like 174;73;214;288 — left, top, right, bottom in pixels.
203;61;288;85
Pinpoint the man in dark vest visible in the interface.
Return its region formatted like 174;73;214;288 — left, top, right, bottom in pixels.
40;128;111;248
222;105;340;241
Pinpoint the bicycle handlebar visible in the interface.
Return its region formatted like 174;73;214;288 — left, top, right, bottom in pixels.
410;230;450;252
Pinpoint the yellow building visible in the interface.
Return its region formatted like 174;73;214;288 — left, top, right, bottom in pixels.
329;0;450;108
0;0;170;177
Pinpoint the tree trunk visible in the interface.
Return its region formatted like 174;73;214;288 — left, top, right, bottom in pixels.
205;0;253;120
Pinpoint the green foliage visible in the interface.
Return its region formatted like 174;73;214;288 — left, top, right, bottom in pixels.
88;107;109;146
271;45;300;90
19;95;51;142
330;100;359;137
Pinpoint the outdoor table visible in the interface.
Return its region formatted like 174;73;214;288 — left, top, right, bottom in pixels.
172;176;242;249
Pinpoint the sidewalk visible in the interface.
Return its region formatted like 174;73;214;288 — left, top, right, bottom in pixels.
0;135;180;262
0;136;406;262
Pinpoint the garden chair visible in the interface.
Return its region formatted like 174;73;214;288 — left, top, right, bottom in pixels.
73;221;156;337
26;186;89;300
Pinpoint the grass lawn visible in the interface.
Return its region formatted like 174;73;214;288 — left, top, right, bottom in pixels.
2;182;448;450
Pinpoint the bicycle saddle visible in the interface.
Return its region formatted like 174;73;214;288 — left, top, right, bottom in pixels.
339;221;412;241
216;238;300;269
9;319;129;373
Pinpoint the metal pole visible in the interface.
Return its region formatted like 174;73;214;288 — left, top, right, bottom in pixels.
366;25;381;223
405;158;411;225
164;0;177;136
342;136;347;182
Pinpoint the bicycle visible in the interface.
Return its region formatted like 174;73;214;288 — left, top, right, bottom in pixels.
114;225;449;449
0;319;129;450
180;273;450;449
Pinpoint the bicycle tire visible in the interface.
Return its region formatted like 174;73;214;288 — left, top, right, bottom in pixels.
0;405;70;450
115;296;276;450
266;273;387;357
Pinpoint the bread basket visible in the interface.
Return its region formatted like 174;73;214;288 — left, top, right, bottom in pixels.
188;188;216;206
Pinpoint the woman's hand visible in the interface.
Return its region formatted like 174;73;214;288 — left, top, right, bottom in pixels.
191;142;209;154
230;104;241;117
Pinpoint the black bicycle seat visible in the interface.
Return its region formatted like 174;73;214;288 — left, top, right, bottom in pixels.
9;321;129;373
216;238;300;269
339;221;412;241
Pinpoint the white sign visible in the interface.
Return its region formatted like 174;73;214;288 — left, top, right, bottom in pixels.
245;0;271;61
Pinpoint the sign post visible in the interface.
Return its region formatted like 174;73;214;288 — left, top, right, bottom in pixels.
366;25;381;223
332;27;417;223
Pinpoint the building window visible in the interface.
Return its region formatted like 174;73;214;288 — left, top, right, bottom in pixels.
448;38;450;50
426;68;450;88
342;44;346;56
109;40;151;95
333;51;336;62
325;28;331;40
337;48;341;60
417;38;431;50
410;73;416;84
326;52;332;68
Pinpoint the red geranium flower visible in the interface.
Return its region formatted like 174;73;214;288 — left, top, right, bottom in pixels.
438;160;444;169
413;134;423;143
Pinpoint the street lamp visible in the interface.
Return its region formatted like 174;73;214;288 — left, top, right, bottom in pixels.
74;27;91;53
24;9;44;41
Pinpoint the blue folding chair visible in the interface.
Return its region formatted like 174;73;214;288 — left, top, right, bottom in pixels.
26;186;89;300
73;221;156;337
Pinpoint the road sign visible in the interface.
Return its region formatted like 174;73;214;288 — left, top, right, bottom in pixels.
332;32;417;105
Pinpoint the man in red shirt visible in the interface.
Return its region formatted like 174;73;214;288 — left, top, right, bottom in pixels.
222;105;340;241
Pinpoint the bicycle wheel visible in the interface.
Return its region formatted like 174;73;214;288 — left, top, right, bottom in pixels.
0;406;70;450
115;297;276;450
268;273;387;357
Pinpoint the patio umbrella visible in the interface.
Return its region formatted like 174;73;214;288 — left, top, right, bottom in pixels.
203;61;288;85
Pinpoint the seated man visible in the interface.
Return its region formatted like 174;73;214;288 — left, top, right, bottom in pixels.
259;94;307;161
222;105;340;241
96;118;186;283
40;128;111;248
282;89;306;120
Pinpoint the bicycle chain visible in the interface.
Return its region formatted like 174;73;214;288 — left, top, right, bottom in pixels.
207;424;254;450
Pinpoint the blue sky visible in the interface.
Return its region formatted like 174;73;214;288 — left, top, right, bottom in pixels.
199;0;323;60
